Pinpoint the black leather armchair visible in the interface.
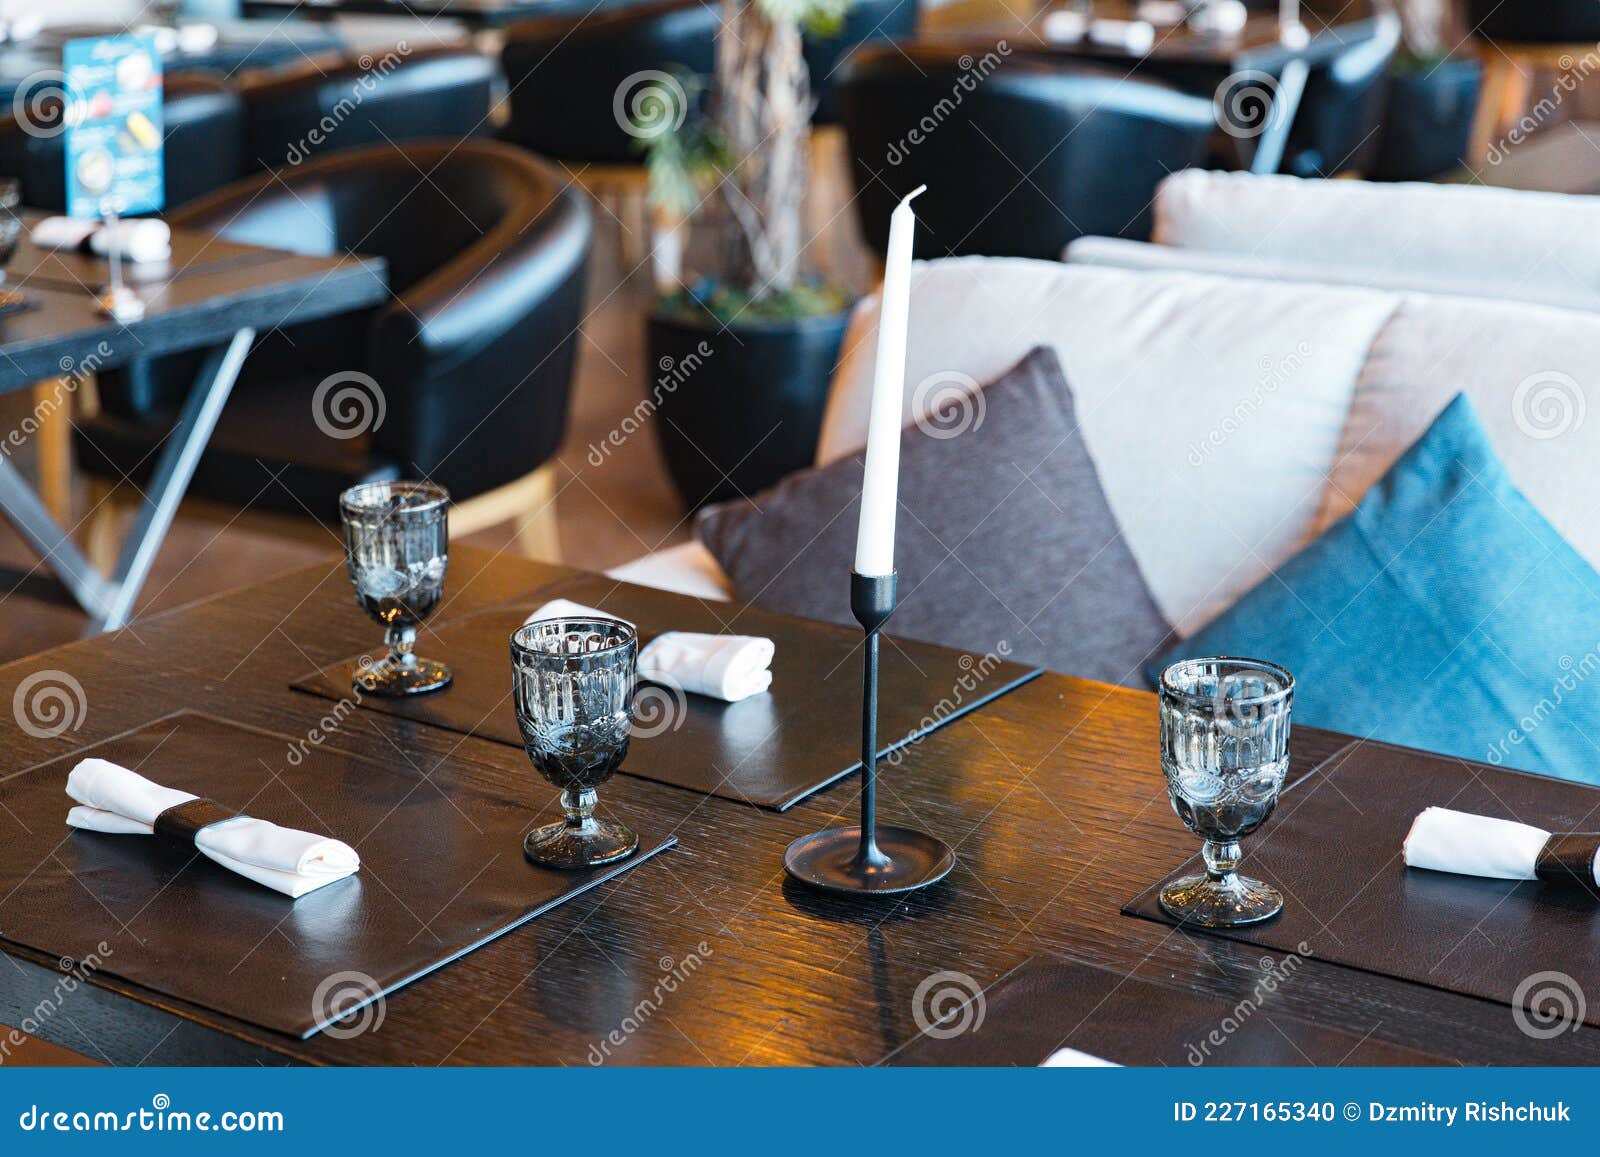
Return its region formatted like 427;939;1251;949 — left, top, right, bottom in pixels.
805;0;919;125
240;45;495;170
500;0;719;166
0;71;245;212
77;141;592;540
836;46;1216;259
1467;0;1600;42
1281;13;1401;177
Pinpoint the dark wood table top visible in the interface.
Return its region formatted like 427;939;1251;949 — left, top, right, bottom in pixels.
0;213;387;393
927;3;1388;75
0;546;1591;1066
240;0;570;30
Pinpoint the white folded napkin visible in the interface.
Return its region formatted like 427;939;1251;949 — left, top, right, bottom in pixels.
65;758;360;899
32;217;171;264
1403;806;1560;881
1042;1047;1120;1067
524;599;774;702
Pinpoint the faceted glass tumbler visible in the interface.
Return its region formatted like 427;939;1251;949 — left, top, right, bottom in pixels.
1157;657;1293;927
510;618;640;869
339;481;452;697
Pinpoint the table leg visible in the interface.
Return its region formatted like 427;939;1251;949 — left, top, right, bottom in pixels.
92;328;256;632
1249;58;1310;175
0;453;111;618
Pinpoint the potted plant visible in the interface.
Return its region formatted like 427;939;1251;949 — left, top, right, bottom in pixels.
1373;0;1482;181
642;0;854;509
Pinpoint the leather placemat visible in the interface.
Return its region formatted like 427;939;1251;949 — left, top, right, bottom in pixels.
1125;738;1600;1028
891;955;1445;1066
293;575;1042;811
0;712;674;1039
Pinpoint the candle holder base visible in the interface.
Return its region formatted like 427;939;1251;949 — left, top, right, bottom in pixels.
783;825;954;895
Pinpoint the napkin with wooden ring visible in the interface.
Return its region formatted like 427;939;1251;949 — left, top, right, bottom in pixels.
65;758;360;899
1404;806;1600;889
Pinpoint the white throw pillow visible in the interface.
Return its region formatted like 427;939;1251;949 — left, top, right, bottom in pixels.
819;257;1401;635
1317;293;1600;572
1154;170;1600;313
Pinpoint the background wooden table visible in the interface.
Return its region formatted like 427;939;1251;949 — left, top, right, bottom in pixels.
0;547;1590;1066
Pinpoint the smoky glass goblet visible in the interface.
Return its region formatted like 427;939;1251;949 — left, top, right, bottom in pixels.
1157;657;1293;927
511;618;640;869
339;480;452;697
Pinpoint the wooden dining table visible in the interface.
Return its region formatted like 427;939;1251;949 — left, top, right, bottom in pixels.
0;546;1592;1066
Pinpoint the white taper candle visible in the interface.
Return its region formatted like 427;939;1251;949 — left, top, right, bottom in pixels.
853;185;924;577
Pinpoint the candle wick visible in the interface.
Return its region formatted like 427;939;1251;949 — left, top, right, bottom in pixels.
904;185;927;205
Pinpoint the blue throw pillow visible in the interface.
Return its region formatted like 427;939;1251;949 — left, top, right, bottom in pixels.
1150;394;1600;783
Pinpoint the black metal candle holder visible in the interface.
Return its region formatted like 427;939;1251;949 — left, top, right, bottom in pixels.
783;570;956;895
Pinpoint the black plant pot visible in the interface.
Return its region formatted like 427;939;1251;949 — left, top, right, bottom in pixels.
1373;59;1482;182
646;306;851;509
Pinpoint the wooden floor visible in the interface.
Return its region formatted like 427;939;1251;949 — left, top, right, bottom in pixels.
0;112;1583;666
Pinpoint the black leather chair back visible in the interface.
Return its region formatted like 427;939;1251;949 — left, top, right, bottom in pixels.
99;141;592;504
806;0;919;124
0;71;245;212
1467;0;1600;42
501;0;718;165
241;46;494;170
837;46;1216;259
1282;13;1401;177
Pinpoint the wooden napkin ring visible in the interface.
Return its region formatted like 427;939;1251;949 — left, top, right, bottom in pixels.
153;798;237;851
1535;833;1600;888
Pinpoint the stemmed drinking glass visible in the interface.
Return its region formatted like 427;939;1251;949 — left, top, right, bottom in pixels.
1157;657;1293;927
339;480;452;697
511;617;640;869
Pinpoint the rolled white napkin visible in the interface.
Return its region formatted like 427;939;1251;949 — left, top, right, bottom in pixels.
32;217;171;264
1089;19;1156;52
65;758;360;899
524;599;774;702
1403;806;1563;881
1042;1047;1120;1067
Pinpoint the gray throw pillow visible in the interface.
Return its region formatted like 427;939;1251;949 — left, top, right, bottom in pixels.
695;346;1173;686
